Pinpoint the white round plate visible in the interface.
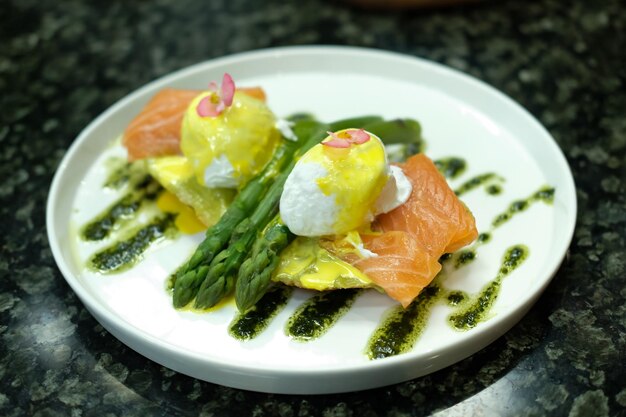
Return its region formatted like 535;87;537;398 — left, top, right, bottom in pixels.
47;46;576;394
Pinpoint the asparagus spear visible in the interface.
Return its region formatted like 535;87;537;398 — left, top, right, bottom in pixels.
362;118;422;145
327;115;383;131
235;215;291;311
193;121;329;308
234;118;424;312
172;118;323;308
284;114;383;131
364;118;424;162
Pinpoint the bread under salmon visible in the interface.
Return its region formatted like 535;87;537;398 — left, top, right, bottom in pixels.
341;154;478;307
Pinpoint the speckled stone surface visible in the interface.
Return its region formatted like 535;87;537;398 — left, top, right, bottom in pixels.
1;0;624;415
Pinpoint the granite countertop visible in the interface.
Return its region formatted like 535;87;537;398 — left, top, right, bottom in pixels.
1;0;624;415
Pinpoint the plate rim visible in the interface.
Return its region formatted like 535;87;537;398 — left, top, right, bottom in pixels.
46;45;577;394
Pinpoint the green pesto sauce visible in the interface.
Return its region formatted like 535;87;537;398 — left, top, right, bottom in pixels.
448;233;490;269
286;289;361;341
229;286;293;340
166;273;176;292
453;249;476;268
477;232;492;244
434;157;467;179
454;173;503;197
81;176;161;241
448;245;529;331
166;262;184;291
439;253;452;263
446;290;468;307
486;184;503;195
386;143;422;163
492;186;555;227
103;158;147;189
366;285;440;359
446;185;554;270
287;112;316;123
89;214;176;273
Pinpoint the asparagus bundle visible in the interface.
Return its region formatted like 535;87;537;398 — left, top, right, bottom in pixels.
172;117;324;308
176;116;387;308
235;215;290;311
174;115;423;311
234;118;424;312
192;120;329;308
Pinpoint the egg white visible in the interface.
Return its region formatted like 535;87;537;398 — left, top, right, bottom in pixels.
279;161;338;236
375;165;412;214
202;154;238;188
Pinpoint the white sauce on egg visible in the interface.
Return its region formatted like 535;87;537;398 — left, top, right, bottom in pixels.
375;165;413;214
202;154;239;188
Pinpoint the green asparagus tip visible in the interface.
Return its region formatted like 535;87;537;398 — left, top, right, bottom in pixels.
172;265;209;308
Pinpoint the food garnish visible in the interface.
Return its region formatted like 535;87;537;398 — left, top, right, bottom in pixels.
196;73;235;117
115;73;477;314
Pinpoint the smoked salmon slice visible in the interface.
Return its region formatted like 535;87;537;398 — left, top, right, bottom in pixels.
340;154;478;307
377;154;478;255
349;231;442;307
123;89;199;161
123;87;267;161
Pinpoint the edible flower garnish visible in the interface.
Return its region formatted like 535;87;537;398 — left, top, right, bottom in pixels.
323;129;371;148
196;73;236;117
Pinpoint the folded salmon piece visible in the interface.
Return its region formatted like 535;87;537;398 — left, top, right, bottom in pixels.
342;154;478;307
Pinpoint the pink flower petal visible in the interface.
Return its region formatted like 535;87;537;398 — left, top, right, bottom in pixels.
349;129;370;144
322;138;351;148
196;96;220;117
207;81;218;92
221;73;235;107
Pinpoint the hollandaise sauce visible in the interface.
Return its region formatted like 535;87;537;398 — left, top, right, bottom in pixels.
272;237;375;291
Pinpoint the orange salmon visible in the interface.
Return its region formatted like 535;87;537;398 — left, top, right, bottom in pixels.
340;154;478;307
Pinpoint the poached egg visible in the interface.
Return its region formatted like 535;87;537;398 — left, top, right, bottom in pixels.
280;129;412;237
180;88;279;189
